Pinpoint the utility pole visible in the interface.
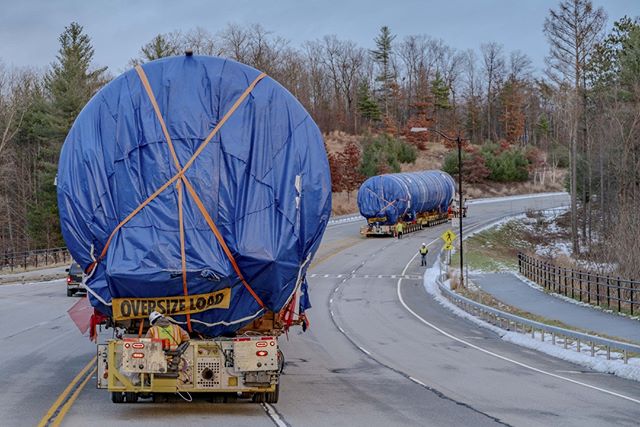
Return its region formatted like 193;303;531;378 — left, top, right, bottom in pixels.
411;127;466;287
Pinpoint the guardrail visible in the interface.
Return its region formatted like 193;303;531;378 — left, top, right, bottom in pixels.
437;254;640;363
518;252;639;315
1;247;71;272
327;214;363;226
1;214;363;273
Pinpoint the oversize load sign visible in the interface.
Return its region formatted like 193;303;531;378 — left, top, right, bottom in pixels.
112;288;231;320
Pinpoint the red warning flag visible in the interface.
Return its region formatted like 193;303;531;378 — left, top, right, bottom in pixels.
67;296;92;335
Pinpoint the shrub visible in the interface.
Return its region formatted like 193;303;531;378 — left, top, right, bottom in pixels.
360;134;417;177
443;142;530;183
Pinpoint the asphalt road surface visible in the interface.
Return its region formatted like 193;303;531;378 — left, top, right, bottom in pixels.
2;193;640;427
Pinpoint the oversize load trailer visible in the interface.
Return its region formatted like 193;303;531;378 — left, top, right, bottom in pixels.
57;54;331;402
357;170;455;237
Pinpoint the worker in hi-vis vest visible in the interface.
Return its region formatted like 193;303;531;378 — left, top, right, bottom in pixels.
419;243;429;266
396;222;404;239
146;311;189;350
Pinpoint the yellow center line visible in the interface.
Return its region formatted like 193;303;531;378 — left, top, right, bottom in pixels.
51;366;98;427
38;230;363;425
310;237;361;269
37;356;97;427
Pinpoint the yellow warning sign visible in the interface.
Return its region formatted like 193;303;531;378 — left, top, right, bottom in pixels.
441;229;457;244
444;243;454;251
112;288;231;320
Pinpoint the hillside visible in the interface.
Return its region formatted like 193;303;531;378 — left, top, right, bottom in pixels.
325;131;566;215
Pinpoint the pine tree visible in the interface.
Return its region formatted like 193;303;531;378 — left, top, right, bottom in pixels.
357;81;381;129
130;34;182;66
371;26;396;116
430;71;451;133
28;22;107;248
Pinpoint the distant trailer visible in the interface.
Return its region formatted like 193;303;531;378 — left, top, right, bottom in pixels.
360;210;449;237
357;170;455;237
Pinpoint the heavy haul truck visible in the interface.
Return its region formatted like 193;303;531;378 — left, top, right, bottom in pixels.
357;171;456;237
57;54;331;403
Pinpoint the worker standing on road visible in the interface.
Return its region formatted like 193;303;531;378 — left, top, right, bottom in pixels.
146;311;189;350
419;243;428;266
396;222;404;239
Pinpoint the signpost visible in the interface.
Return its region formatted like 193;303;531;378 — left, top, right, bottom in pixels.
441;229;456;265
441;229;456;245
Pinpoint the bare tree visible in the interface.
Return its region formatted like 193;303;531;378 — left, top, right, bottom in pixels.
481;42;506;141
544;0;606;253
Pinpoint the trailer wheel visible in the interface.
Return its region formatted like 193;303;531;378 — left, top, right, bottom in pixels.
264;383;279;404
224;393;238;403
67;289;74;297
111;392;125;403
209;393;225;403
125;392;139;403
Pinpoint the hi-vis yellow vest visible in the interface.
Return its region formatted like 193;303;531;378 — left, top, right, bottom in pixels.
420;247;428;255
149;325;182;350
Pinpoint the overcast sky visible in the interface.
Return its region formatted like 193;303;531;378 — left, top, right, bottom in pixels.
0;0;637;75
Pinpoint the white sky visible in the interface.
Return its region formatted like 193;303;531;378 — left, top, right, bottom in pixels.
0;0;637;74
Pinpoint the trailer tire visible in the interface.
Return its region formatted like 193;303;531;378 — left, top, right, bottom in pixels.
111;392;125;403
209;393;225;403
67;289;74;297
265;383;279;404
125;392;139;403
252;392;265;403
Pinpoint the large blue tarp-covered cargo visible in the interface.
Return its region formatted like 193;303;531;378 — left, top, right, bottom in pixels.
357;171;455;225
57;55;331;337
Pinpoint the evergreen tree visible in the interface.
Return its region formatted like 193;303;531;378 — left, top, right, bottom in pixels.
370;26;396;115
357;81;381;128
430;72;450;110
430;71;450;131
28;22;107;248
131;33;181;66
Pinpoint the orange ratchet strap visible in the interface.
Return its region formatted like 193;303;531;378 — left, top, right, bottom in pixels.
86;66;268;327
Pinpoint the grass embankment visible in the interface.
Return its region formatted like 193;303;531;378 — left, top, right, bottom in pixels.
450;218;541;272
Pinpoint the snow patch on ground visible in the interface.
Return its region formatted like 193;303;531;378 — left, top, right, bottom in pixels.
2;278;65;288
535;241;572;258
467;192;568;205
423;263;640;382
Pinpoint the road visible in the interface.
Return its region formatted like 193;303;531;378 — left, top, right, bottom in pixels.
2;193;640;426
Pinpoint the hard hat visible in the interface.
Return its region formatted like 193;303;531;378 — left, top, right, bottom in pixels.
422;243;426;246
149;311;163;325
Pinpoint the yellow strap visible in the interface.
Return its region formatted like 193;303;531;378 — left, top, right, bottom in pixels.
87;66;268;316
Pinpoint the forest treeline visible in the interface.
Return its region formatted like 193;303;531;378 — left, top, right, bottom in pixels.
0;1;638;278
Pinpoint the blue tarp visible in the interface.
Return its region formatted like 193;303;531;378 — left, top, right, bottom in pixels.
57;55;331;337
357;171;455;225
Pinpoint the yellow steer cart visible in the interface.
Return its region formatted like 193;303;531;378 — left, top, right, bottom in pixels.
98;335;282;403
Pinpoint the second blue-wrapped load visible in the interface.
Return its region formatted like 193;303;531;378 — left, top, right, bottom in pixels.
357;170;455;225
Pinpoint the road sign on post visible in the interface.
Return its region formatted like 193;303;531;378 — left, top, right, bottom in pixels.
441;229;457;245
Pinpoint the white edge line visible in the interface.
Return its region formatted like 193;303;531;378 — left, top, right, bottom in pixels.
357;346;371;355
396;236;640;405
262;403;288;427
